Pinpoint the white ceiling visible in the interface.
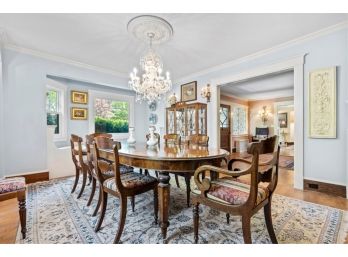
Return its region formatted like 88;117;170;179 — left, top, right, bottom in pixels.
220;70;294;100
0;13;347;80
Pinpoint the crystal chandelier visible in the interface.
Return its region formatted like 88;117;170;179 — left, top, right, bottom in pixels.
129;32;172;103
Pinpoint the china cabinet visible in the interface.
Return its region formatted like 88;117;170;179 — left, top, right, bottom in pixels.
166;102;207;141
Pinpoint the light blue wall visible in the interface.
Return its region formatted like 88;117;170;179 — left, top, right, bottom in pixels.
169;28;348;185
48;76;147;147
1;48;147;176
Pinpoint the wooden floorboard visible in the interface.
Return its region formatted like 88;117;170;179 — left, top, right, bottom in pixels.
0;198;18;244
1;170;347;243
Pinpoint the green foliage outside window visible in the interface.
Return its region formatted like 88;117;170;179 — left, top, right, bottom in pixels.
46;90;60;134
94;99;129;133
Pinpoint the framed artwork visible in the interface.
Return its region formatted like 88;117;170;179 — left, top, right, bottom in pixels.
149;101;157;111
278;113;288;128
149;113;158;125
71;107;88;120
181;81;197;102
309;67;336;138
71;90;88;104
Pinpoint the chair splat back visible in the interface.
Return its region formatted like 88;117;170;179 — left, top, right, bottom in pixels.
70;134;84;168
164;134;181;145
188;134;209;146
85;133;112;170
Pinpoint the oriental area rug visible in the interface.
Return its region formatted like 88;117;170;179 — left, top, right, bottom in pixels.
16;176;348;244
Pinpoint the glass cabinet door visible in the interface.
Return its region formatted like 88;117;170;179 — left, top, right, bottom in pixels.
198;105;206;134
186;106;196;136
167;109;175;134
176;108;185;138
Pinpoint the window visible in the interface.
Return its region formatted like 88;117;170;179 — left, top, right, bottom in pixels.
89;90;134;139
232;106;247;135
46;80;67;141
46;90;60;134
94;98;129;133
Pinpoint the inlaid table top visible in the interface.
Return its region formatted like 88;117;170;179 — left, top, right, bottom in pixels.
100;141;229;161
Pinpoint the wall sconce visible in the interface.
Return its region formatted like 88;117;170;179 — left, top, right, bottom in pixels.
258;105;271;124
201;84;211;102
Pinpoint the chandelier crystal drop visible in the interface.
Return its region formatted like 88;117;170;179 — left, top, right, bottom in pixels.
129;33;172;103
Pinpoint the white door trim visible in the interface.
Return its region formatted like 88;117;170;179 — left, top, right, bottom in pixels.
210;54;306;190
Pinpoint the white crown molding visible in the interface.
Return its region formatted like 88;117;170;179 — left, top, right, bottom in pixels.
3;43;128;79
175;20;348;85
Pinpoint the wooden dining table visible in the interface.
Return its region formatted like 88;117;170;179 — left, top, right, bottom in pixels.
98;141;229;242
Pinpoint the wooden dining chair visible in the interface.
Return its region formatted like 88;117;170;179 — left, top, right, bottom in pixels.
163;134;182;188
85;133;113;184
87;136;135;217
93;137;158;243
0;177;26;239
85;133;112;212
228;136;278;183
192;141;280;244
174;134;210;207
70;134;89;199
164;134;181;145
187;134;209;146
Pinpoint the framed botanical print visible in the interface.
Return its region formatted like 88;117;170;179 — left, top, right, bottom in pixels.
71;107;88;120
71;90;88;104
309;67;336;138
181;81;197;102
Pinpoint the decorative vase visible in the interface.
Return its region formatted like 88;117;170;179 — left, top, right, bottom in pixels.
127;127;136;145
168;93;177;107
146;126;158;147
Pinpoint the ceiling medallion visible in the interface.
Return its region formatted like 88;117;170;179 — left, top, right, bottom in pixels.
128;15;173;103
127;15;173;44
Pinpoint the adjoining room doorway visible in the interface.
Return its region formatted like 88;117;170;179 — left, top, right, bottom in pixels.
219;70;296;189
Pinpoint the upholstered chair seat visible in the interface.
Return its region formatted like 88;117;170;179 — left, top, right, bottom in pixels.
92;164;133;178
192;178;269;206
0;177;26;194
104;172;158;192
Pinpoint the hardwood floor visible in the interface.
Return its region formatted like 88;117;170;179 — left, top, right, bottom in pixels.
0;170;347;243
276;169;348;210
0;198;18;243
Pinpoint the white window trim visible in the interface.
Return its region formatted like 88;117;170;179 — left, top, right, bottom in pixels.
88;90;134;140
46;78;68;142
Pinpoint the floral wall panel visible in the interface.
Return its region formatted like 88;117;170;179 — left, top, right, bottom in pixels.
309;67;336;138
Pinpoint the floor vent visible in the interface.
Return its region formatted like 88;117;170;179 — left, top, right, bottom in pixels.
308;183;319;190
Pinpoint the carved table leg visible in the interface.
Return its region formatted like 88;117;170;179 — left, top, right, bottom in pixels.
158;171;170;242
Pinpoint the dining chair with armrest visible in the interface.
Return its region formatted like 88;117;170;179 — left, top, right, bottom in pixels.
192;141;279;244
